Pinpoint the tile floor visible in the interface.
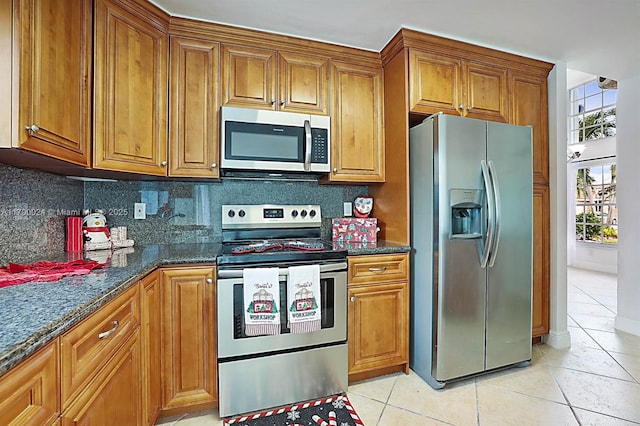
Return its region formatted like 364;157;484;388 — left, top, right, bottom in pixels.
157;266;640;425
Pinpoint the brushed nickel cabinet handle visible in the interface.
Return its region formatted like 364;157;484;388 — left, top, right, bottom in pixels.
368;266;387;273
98;320;119;339
25;124;39;133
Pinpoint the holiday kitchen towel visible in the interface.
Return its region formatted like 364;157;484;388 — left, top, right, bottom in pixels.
287;264;321;334
243;268;281;336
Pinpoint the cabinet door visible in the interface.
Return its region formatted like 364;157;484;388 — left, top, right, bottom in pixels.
17;0;92;166
169;36;220;178
409;49;462;116
532;185;550;337
222;44;276;109
141;271;162;426
161;267;217;415
93;0;168;175
509;71;549;185
61;330;142;426
0;340;59;426
348;282;408;377
463;61;508;122
278;51;328;114
330;61;384;182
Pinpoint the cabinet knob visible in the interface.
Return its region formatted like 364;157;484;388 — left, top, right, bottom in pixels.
206;278;213;284
333;168;338;173
458;104;464;110
25;124;39;133
161;161;167;167
211;163;217;169
350;296;356;302
280;100;285;106
466;105;472;111
271;99;276;105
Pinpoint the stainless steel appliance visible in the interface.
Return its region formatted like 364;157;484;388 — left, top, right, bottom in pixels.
216;204;347;417
220;106;330;174
409;113;533;389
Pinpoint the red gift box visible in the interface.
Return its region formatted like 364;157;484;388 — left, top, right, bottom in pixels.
331;217;379;243
66;216;83;252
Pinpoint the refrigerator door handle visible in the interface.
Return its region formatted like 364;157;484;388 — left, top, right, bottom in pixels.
487;160;501;267
479;160;495;268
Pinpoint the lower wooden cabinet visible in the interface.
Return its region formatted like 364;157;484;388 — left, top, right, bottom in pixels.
61;329;142;425
347;254;409;382
160;267;217;417
0;340;60;425
141;271;162;425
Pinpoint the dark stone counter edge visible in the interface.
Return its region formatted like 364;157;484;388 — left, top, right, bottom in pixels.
0;243;409;378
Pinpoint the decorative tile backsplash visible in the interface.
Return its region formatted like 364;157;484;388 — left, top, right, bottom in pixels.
0;163;366;263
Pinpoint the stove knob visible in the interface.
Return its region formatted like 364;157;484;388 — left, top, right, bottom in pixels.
227;210;235;218
238;209;246;218
301;210;307;218
309;209;316;218
291;210;298;218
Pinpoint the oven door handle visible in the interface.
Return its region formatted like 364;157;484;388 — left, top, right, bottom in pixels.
217;261;348;279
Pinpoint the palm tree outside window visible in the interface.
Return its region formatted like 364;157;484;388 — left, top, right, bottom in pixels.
570;79;617;244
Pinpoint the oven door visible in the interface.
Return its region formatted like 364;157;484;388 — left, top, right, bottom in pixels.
217;262;347;359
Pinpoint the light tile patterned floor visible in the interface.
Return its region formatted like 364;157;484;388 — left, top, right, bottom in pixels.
157;267;640;425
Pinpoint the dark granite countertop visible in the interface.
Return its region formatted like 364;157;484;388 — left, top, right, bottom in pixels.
0;240;409;378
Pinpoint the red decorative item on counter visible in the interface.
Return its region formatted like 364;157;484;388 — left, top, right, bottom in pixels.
0;259;105;289
66;216;84;252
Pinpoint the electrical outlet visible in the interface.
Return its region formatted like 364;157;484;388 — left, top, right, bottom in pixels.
134;203;146;219
343;202;353;217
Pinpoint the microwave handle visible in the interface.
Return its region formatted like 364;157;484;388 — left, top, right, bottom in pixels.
304;120;312;172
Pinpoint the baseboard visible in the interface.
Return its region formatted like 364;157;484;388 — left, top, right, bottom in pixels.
543;329;571;349
615;315;640;337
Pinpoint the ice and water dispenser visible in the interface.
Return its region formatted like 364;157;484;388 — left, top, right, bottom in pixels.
449;189;482;239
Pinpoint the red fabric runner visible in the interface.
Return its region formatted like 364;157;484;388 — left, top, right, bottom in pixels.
0;259;105;288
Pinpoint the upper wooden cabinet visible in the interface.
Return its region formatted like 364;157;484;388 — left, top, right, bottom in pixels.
169;36;220;178
221;44;329;115
328;61;385;183
15;0;92;166
93;0;169;175
510;71;550;185
0;340;60;425
409;49;508;122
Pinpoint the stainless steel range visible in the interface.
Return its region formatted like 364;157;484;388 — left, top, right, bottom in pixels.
216;204;348;418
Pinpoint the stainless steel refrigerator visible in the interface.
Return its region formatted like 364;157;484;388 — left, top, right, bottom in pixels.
409;113;533;389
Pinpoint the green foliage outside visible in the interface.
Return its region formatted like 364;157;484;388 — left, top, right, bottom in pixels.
576;211;618;242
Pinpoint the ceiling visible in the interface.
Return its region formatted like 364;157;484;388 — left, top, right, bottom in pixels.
150;0;640;81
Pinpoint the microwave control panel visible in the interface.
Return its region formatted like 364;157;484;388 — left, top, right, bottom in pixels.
311;128;329;164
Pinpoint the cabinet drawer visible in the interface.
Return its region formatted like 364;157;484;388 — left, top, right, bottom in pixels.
348;254;409;285
61;284;140;407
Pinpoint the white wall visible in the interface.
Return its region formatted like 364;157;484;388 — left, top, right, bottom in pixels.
616;74;640;336
546;63;571;349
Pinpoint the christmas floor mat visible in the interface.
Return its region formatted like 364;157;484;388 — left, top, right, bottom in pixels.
223;394;364;426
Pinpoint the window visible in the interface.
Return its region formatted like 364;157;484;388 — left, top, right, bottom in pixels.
575;164;617;244
569;80;617;144
570;79;617;245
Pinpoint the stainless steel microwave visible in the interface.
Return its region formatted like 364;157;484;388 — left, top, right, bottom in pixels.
220;106;331;174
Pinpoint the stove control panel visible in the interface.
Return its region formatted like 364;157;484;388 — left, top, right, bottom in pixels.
222;204;322;229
